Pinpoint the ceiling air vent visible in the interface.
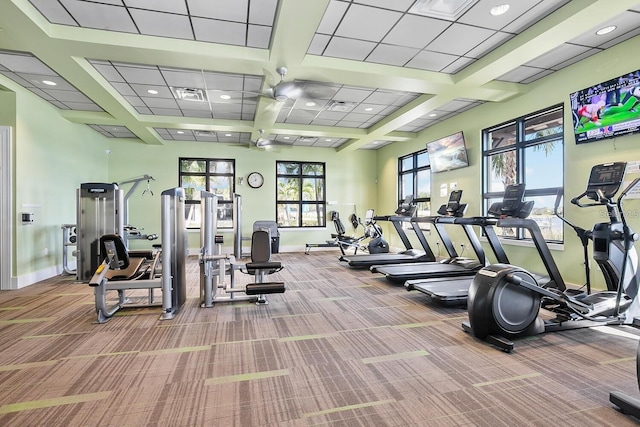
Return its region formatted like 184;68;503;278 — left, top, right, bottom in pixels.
298;136;317;143
327;100;356;112
170;87;208;102
194;130;215;137
409;0;479;20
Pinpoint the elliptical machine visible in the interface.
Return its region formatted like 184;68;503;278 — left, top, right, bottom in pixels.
464;162;640;351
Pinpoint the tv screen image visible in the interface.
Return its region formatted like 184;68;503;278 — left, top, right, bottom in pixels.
426;131;469;173
570;69;640;144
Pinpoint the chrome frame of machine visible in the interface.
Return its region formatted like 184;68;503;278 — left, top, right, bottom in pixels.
88;187;187;323
76;183;124;282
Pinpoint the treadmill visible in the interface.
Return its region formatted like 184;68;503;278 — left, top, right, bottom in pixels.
405;184;550;307
339;196;436;268
371;191;489;283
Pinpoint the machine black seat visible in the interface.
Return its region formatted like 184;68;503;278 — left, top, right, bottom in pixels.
246;282;286;295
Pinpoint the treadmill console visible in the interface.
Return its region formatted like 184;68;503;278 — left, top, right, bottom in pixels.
585;162;626;201
488;183;533;218
437;190;467;217
395;195;417;216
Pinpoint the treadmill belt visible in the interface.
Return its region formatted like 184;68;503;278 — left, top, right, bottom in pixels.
405;277;472;307
374;262;478;283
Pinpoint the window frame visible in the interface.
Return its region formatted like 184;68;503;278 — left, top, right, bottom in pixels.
276;161;326;228
178;157;236;230
481;104;564;243
398;148;431;218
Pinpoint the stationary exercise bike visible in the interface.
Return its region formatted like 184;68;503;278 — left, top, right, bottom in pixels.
464;162;640;351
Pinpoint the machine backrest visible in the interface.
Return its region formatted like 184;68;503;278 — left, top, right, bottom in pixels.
99;234;130;270
331;211;347;236
251;230;272;263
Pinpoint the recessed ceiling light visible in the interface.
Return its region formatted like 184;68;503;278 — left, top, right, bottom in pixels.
429;113;437;117
147;89;158;95
176;131;184;134
220;94;231;100
490;4;509;16
42;80;57;86
373;141;380;145
364;107;373;111
225;133;232;137
305;101;316;107
596;25;616;36
112;127;119;131
284;136;290;139
325;138;332;142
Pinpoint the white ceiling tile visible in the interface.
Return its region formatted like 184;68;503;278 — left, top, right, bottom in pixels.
323;37;376;60
92;63;125;82
182;110;214;118
464;31;514;58
382;14;451;49
117;65;165;85
64;102;103;111
549;48;600;71
352;0;415;12
176;100;211;111
112;82;137;96
525;43;592;69
247;25;272;49
130;84;172;98
123;95;146;107
0;53;55;75
160;69;205;88
59;0;138;33
496;65;546;83
600;26;640;49
249;0;278;25
21;74;75;91
49;101;69;109
333;87;372;102
308;34;331;55
366;44;418;66
28;87;56;101
214;111;242;120
364;91;403;105
459;0;543;31
501;0;570;33
192;18;246;46
570;10;640;48
28;0;78;25
150;108;183;116
440;56;475;73
335;4;402;42
405;50;458;72
203;73;245;91
521;69;554;84
45;89;92;103
427;23;495;56
317;1;350;34
135;106;152;114
310;119;340;126
187;0;248;22
123;0;188;14
129;9;194;39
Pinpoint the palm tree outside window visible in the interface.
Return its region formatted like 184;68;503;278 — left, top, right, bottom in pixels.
482;104;564;243
276;161;326;227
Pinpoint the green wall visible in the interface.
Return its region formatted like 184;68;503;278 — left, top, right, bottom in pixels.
376;35;640;289
106;139;378;253
0;77;109;288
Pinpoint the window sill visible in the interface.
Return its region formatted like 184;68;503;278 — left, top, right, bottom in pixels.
480;236;564;251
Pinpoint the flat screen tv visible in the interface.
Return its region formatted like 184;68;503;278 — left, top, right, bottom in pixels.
570;69;640;144
426;131;469;173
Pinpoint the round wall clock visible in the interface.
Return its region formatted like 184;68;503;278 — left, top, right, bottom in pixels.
247;172;264;189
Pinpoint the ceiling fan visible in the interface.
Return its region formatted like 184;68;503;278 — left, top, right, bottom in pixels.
251;129;293;150
263;67;337;103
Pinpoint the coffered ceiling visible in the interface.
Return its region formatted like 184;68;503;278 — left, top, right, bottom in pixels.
0;0;639;150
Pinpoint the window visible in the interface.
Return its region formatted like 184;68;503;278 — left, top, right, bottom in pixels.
398;149;431;217
482;104;564;242
276;161;325;228
179;158;235;229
